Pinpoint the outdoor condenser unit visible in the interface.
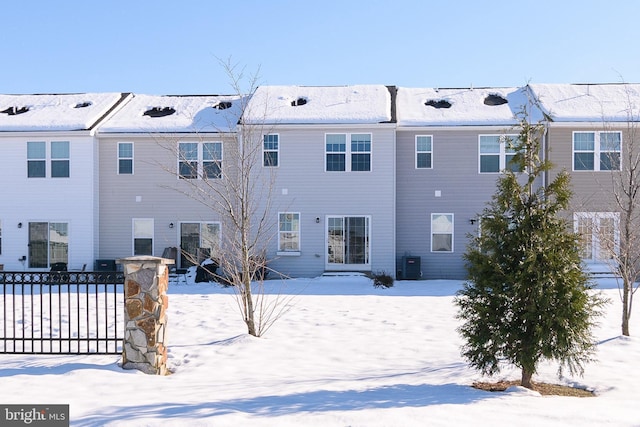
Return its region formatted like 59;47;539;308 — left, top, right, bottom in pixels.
401;256;421;280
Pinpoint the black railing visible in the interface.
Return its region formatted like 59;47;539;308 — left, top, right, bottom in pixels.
0;271;125;355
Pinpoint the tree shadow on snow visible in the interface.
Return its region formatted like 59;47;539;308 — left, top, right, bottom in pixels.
75;382;491;426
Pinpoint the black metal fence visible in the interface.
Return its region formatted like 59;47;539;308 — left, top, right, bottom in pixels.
0;271;125;355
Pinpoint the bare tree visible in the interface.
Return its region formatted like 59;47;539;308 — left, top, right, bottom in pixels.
162;59;292;337
604;86;640;336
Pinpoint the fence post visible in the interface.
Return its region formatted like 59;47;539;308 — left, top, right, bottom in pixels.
117;256;174;375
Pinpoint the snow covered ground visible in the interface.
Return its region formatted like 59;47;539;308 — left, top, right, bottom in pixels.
0;275;638;426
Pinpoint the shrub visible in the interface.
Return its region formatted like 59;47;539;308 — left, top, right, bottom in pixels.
372;271;394;288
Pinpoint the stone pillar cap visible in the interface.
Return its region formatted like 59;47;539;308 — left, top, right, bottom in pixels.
116;256;175;265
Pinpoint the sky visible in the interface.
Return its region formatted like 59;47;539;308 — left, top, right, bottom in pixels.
3;0;640;95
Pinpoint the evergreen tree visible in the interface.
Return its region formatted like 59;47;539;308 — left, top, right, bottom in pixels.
455;113;607;389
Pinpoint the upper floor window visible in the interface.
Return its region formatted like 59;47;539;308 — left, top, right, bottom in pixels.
416;135;433;169
178;142;222;179
278;212;300;254
27;141;46;177
263;134;279;167
479;135;520;173
431;213;454;252
325;133;371;172
27;141;69;178
118;142;134;175
573;131;621;171
51;141;70;178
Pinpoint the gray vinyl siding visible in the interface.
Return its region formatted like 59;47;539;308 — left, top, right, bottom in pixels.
263;126;396;278
396;128;520;279
546;126;620;213
97;135;230;261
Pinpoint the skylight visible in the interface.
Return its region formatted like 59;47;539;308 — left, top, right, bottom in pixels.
143;107;176;117
74;102;92;108
1;106;29;116
484;94;508;106
425;99;452;109
291;97;308;107
213;101;232;110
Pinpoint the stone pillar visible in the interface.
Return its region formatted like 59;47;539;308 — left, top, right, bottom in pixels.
117;256;174;375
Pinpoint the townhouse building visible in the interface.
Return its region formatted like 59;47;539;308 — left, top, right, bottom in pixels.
0;93;129;271
1;83;635;279
94;93;243;269
530;83;640;274
242;85;397;278
394;86;540;279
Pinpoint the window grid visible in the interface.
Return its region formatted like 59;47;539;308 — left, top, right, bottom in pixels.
325;133;371;172
263;134;279;167
416;135;433;169
573;132;621;171
479;135;520;173
118;142;134;175
178;142;223;179
278;212;300;252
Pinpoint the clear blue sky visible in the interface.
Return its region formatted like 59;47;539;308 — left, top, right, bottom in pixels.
3;0;640;95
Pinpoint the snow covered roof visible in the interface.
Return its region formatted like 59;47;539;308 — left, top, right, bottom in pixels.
98;94;245;133
396;87;535;127
243;85;393;124
529;83;640;122
0;93;127;132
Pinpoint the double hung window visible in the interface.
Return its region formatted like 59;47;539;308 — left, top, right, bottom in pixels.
479;135;520;173
325;134;371;172
416;135;433;169
263;134;279;167
178;142;223;179
278;213;300;253
573;132;621;171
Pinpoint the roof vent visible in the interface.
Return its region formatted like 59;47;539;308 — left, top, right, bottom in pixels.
1;106;29;116
213;101;232;110
425;99;452;109
291;97;308;107
143;107;176;117
484;94;508;106
74;101;92;108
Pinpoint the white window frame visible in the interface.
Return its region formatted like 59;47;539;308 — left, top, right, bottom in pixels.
263;134;279;167
277;212;301;255
431;213;454;252
478;134;520;174
27;141;46;178
50;141;70;178
415;135;433;169
118;142;134;175
178;141;223;179
325;133;372;172
574;212;620;264
572;131;622;171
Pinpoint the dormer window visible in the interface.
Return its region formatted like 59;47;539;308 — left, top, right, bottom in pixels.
213;101;232;110
291;97;308;107
74;102;92;108
143;107;176;117
484;94;508;106
425;99;452;109
1;106;29;115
